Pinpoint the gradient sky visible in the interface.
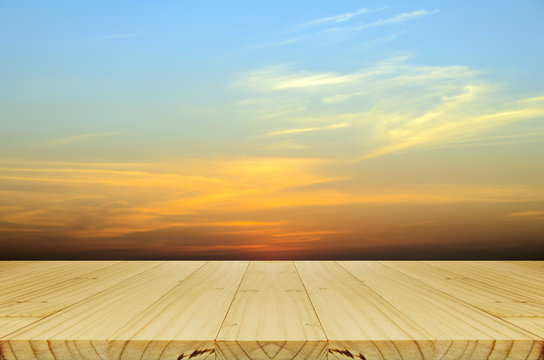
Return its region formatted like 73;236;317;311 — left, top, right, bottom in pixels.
1;1;543;259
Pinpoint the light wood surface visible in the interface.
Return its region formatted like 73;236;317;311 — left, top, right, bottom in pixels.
216;261;327;360
295;261;436;360
0;261;542;360
110;261;248;360
338;261;541;360
0;262;161;318
423;261;544;300
379;261;544;318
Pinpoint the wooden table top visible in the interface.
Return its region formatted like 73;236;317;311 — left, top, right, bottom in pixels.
0;261;542;360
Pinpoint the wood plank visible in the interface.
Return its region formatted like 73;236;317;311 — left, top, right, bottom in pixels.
338;261;542;360
216;261;327;360
470;261;544;285
424;261;544;301
109;261;248;360
0;318;41;338
0;261;80;286
0;261;120;304
0;261;161;318
295;261;435;360
503;318;544;339
1;261;206;360
379;261;544;318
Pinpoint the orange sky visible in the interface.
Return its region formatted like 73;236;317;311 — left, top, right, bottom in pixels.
1;156;543;259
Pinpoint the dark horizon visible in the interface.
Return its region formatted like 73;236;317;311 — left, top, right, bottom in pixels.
2;239;543;260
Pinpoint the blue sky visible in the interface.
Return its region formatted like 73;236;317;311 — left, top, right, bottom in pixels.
2;2;543;149
2;1;543;101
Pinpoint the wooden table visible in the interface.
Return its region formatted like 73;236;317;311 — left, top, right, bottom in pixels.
0;261;542;360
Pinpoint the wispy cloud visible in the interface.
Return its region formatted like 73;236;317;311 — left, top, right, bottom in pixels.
519;95;544;103
265;123;350;137
248;7;426;50
3;154;544;258
354;9;438;30
266;127;321;136
3;157;544;242
239;57;473;93
361;87;544;160
321;9;438;35
239;66;358;91
46;132;118;146
238;56;544;161
302;7;386;27
413;131;544;150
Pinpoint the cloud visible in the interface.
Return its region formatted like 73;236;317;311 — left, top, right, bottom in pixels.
321;94;351;104
45;132;118;146
302;7;386;27
355;9;438;30
235;56;544;163
248;7;423;49
413;131;544;150
312;9;437;41
361;87;544;160
0;157;340;240
266;127;321;136
327;123;350;129
240;66;357;91
3;155;544;259
3;156;544;242
239;57;475;93
264;123;350;137
519;95;544;103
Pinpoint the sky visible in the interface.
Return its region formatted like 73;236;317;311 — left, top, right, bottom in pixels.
1;1;543;259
